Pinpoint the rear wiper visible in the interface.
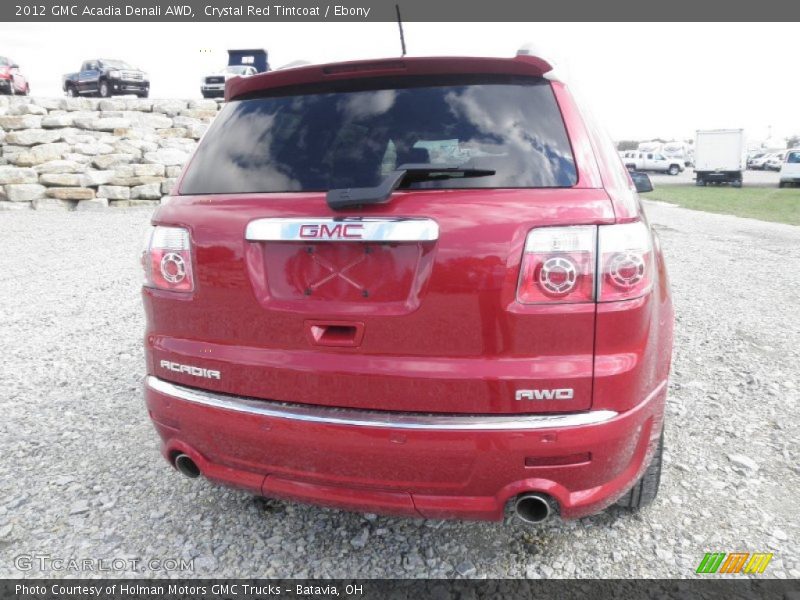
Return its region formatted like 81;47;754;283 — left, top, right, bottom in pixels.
326;163;496;210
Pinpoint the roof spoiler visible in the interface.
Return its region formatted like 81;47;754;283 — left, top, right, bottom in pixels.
226;54;554;101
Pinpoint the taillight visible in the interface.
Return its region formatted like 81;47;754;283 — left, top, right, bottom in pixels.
517;226;596;304
142;225;194;292
597;221;653;302
517;221;653;304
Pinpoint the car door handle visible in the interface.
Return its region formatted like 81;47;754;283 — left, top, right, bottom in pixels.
305;321;365;347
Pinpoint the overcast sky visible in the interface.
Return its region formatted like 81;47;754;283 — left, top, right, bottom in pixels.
1;22;796;145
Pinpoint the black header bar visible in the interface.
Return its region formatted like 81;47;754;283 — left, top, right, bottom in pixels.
3;0;799;22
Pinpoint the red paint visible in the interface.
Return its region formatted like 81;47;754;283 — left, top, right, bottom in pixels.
0;58;30;95
144;54;673;521
225;55;554;101
145;381;666;520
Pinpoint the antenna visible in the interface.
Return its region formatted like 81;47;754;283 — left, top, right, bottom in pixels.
395;4;407;57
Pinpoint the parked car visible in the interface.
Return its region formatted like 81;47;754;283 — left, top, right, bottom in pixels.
142;53;674;523
0;56;29;95
779;149;800;187
63;59;149;98
200;65;257;98
764;152;785;171
747;152;768;169
621;151;684;175
749;152;776;170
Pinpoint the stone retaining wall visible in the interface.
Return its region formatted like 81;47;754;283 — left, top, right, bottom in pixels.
0;96;221;211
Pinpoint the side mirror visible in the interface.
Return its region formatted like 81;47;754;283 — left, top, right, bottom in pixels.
630;171;653;194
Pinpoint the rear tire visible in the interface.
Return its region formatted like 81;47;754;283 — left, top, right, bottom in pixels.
616;431;663;510
732;180;742;188
779;182;786;188
668;165;680;176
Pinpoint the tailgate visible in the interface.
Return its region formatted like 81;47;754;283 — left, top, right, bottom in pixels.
147;188;614;414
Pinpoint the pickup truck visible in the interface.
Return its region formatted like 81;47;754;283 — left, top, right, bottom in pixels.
200;65;257;98
63;59;149;98
620;151;684;175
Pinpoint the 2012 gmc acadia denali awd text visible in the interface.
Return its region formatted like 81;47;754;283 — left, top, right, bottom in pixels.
141;53;674;524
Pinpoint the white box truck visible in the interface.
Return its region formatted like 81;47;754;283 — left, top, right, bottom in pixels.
694;129;746;187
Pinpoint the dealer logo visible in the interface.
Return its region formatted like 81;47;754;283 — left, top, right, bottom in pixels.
696;552;773;574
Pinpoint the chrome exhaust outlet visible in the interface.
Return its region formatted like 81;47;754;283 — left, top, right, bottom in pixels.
174;453;201;479
514;493;552;524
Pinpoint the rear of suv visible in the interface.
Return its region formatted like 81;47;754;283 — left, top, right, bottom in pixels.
142;53;673;523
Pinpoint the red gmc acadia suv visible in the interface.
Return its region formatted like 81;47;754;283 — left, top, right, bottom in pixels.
142;53;673;524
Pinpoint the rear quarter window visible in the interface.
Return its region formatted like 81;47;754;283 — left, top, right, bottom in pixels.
180;75;577;195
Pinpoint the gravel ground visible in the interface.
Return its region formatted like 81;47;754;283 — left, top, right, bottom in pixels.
0;202;798;579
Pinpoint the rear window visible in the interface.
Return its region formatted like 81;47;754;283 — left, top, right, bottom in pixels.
180;75;577;195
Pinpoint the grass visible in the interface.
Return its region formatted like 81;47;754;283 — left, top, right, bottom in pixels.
644;185;800;226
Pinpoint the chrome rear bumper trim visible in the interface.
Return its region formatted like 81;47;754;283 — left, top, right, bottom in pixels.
146;376;618;431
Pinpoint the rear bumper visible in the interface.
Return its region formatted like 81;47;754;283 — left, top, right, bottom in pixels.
144;376;666;520
201;84;225;96
695;170;742;180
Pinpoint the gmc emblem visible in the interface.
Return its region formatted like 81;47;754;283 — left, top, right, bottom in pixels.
299;223;364;239
515;388;574;401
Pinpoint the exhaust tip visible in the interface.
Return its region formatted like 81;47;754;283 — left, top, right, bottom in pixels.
174;453;200;479
514;493;552;524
